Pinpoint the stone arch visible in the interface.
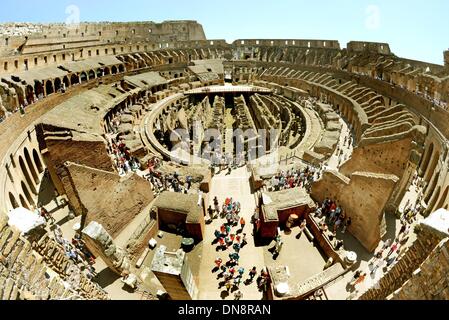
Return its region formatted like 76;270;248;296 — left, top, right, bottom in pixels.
428;186;441;213
111;65;118;74
54;77;62;92
33;149;44;173
19;155;37;194
19;195;29;209
420;142;434;176
21;181;34;207
436;186;449;210
71;74;80;85
80;72;88;83
45;80;54;95
24;148;38;183
104;67;111;75
63;76;70;88
424;169;440;204
88;69;96;80
25;85;34;105
118;64;125;73
34;81;44;98
97;68;104;78
9;192;19;209
424;149;440;183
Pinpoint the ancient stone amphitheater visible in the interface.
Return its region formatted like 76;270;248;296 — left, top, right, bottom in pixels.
0;21;448;301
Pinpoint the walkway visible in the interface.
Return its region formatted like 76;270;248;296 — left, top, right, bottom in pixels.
197;166;265;300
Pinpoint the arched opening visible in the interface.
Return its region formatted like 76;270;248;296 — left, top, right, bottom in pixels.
33;149;44;173
424;169;440;203
80;72;88;83
25;85;34;105
71;74;80;85
45;80;54;95
54;78;62;92
424;150;440;183
436;186;449;210
34;81;44;99
104;67;111;76
21;181;34;207
63;76;70;89
97;68;103;78
9;193;19;209
88;69;96;80
420;143;434;177
428;186;441;213
118;64;125;73
111;66;118;74
24;148;38;183
19;156;37;194
19;195;29;209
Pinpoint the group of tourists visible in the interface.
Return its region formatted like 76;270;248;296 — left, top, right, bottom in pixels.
109;138;140;176
269;166;317;192
315;197;352;236
209;151;243;175
334;128;353;167
145;164;193;195
369;220;411;275
53;227;97;280
212;196;270;299
415;90;448;110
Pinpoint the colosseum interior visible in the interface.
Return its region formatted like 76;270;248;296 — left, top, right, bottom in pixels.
0;17;449;302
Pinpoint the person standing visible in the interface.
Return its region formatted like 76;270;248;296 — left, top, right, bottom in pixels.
298;220;307;235
241;233;247;247
214;197;220;215
234;290;243;300
240;217;246;231
342;217;351;233
186;175;192;190
208;206;214;219
249;267;257;282
386;242;400;258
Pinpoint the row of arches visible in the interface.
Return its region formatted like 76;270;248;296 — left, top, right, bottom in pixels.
23;64;126;105
8;147;45;210
418;140;449;213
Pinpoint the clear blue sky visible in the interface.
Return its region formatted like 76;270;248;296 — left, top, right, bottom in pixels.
1;0;448;65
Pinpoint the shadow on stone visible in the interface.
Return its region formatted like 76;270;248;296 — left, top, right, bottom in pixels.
93;267;121;289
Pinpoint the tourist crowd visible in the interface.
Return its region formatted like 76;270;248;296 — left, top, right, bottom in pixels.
211;196;270;299
313;197;352;251
269;166;317;192
53;227;97;280
144;161;194;195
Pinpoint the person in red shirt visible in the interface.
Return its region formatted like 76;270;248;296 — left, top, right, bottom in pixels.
240;217;246;230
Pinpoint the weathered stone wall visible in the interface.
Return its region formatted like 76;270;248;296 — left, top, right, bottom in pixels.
125;213;158;260
311;171;398;252
82;221;130;276
391;238;449;300
45;137;114;174
340;138;413;177
65;163;154;238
